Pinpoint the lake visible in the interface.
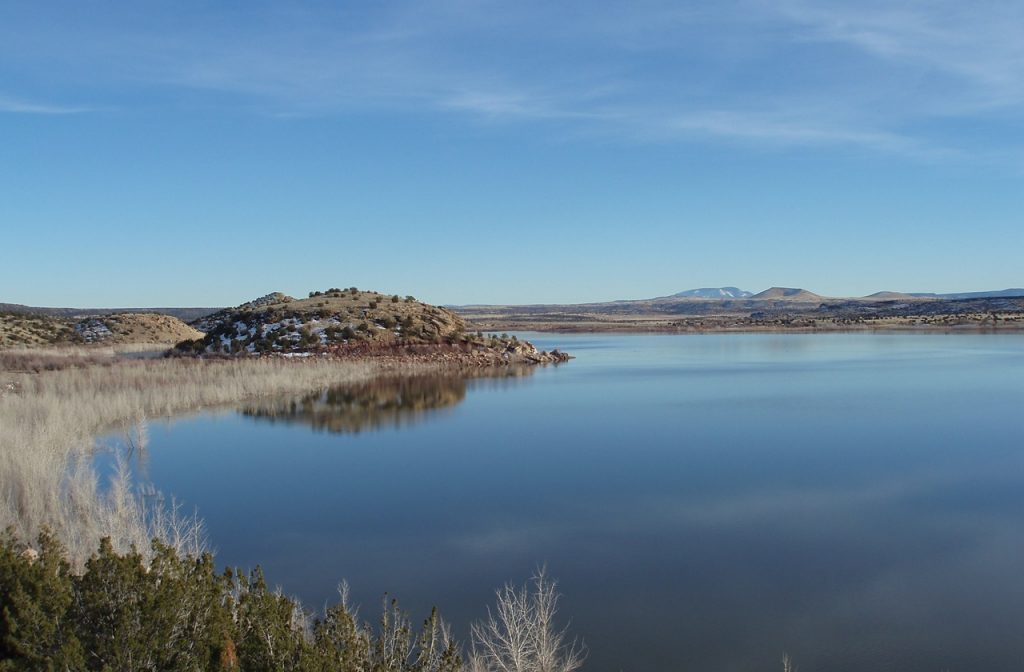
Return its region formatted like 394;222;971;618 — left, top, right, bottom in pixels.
109;333;1024;671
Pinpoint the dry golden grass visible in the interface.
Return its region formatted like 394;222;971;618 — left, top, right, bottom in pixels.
1;355;427;566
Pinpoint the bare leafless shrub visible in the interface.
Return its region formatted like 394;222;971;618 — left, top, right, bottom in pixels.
470;568;585;672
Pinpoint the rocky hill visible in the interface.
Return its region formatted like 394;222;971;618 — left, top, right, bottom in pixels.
1;311;204;348
182;288;569;364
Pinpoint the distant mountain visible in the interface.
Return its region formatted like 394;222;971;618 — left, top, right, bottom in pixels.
865;291;926;300
865;289;1024;300
0;303;221;322
936;289;1024;300
751;287;824;301
671;287;753;299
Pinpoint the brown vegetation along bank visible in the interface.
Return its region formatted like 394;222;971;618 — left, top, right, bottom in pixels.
176;338;571;366
0;334;568;569
0;355;424;566
316;338;572;365
1;351;588;672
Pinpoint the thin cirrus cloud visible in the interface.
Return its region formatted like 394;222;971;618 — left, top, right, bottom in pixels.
772;0;1024;110
0;93;92;115
1;0;1021;156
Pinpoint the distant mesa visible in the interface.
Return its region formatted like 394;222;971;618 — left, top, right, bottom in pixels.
939;288;1024;300
672;287;753;299
865;289;1024;300
750;287;824;301
865;291;924;300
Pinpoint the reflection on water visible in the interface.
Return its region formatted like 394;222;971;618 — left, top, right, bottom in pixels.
124;334;1024;672
239;367;537;434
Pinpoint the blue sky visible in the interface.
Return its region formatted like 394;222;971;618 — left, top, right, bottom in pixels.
2;1;1022;307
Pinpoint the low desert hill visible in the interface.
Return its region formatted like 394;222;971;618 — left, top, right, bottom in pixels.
0;313;76;348
750;287;824;301
191;289;466;352
865;291;930;300
0;303;220;322
0;311;204;349
183;288;568;362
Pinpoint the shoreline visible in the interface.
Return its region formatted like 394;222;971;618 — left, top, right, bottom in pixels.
0;344;568;566
468;317;1024;335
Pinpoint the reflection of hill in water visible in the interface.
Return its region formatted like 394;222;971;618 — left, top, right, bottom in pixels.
240;369;535;434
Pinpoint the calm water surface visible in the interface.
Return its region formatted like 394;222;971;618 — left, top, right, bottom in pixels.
114;333;1024;671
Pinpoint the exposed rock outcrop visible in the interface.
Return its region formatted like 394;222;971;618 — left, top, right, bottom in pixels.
178;288;571;365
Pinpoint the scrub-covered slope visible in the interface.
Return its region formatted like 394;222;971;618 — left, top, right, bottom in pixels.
183;288;569;363
1;311;204;348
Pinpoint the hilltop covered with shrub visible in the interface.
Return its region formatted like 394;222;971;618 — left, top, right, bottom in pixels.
180;288;570;364
0;311;203;348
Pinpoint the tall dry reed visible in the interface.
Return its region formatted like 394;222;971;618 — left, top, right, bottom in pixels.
0;355;412;566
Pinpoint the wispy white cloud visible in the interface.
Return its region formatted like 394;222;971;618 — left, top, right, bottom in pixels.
0;94;92;115
1;1;1021;157
769;0;1024;110
663;109;957;160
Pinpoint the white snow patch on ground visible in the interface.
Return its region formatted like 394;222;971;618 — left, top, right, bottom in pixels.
74;320;113;342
